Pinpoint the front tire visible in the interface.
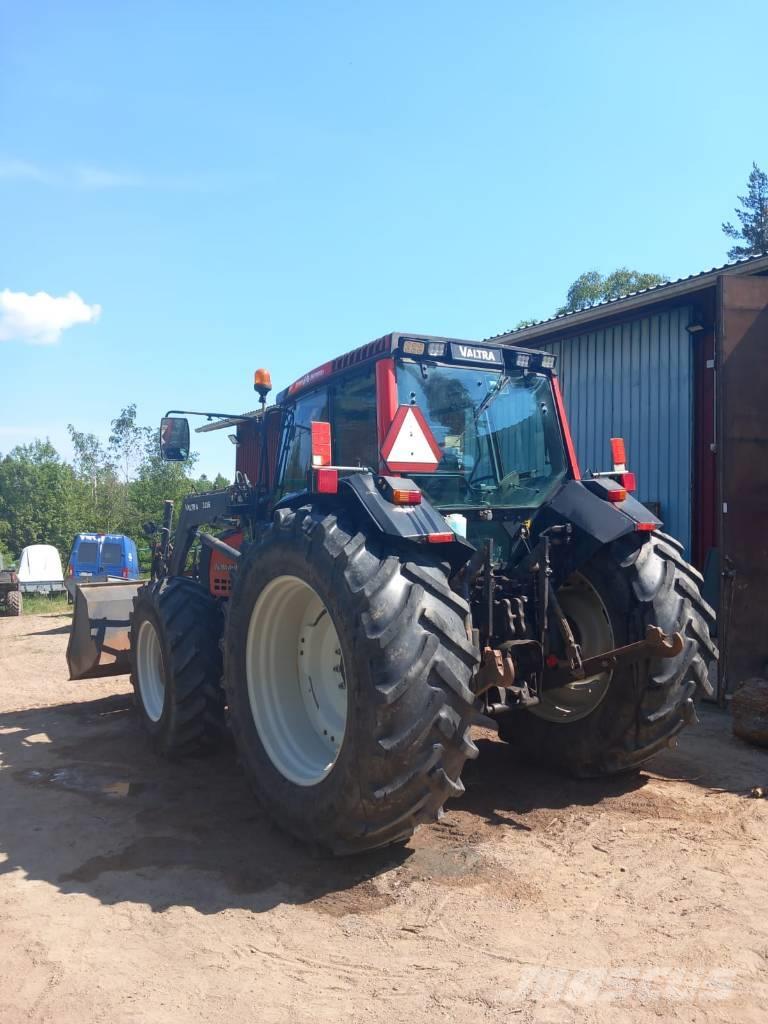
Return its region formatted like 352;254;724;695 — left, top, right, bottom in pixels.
498;531;717;775
224;506;481;854
130;577;225;756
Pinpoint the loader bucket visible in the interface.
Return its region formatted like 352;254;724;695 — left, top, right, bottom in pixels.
66;580;142;679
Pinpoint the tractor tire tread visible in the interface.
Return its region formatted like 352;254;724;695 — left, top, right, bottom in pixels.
224;505;480;854
498;533;717;777
130;577;225;757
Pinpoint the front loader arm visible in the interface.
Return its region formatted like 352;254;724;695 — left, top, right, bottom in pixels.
168;488;237;578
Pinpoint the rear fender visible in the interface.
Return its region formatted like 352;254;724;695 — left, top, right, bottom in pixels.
274;472;475;574
539;479;663;575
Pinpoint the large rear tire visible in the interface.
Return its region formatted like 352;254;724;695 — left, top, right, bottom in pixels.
224;506;481;854
130;577;225;756
6;591;22;616
498;532;717;776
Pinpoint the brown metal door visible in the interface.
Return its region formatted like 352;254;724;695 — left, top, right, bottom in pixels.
717;274;768;693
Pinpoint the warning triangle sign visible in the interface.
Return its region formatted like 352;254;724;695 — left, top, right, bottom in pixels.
381;405;443;473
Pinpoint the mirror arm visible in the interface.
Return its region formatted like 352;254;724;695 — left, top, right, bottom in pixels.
164;408;248;421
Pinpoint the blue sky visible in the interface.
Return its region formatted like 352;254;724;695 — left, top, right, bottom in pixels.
1;0;766;478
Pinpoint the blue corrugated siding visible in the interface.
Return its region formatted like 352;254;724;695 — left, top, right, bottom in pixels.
539;306;693;554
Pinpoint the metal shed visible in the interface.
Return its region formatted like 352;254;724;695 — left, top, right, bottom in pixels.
526;307;695;554
490;253;768;696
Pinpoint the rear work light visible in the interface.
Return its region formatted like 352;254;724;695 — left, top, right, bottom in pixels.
426;341;445;357
515;352;531;368
402;339;426;355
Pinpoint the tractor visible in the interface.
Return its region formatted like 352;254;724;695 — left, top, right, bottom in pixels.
73;332;717;853
0;553;22;616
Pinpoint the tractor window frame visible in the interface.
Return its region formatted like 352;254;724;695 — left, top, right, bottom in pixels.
329;364;378;471
278;386;330;496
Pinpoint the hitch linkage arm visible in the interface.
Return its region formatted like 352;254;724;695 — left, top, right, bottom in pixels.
543;626;684;688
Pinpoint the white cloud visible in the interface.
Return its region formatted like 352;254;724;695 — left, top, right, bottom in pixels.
0;289;101;345
0;158;55;184
0;158;144;189
0;156;228;192
75;166;148;189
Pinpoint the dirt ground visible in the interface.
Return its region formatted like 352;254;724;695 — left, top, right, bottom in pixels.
1;612;766;1024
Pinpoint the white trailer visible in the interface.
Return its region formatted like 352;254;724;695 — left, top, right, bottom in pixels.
17;544;66;595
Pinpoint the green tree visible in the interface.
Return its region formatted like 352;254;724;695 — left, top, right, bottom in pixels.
0;407;230;570
109;404;153;483
0;441;84;561
195;472;230;491
67;425;123;531
556;268;667;315
722;162;768;259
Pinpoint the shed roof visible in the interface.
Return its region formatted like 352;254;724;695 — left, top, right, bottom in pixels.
489;252;768;345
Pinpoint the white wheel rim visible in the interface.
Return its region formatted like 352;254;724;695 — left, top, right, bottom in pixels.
136;619;165;722
245;575;347;787
533;572;615;723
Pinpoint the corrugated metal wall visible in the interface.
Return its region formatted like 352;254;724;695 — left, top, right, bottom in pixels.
538;305;694;554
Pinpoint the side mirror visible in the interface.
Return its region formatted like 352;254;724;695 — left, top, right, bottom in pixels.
159;417;190;462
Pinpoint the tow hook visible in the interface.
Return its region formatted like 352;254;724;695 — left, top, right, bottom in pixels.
544;625;684;687
475;646;540;708
476;646;516;693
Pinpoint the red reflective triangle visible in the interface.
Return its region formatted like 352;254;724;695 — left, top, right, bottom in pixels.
380;405;442;473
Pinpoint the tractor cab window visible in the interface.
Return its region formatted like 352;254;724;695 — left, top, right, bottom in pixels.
396;359;568;509
330;366;377;470
280;388;329;494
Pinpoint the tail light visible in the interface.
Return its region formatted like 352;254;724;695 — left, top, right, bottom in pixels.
68;564;74;577
121;567;130;579
616;471;637;492
606;488;628;503
427;532;454;543
377;475;422;506
313;468;338;494
390;487;421;505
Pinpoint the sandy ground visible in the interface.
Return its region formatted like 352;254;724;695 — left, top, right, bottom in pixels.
1;612;767;1024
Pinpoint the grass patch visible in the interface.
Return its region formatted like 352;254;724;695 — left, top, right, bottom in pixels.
21;592;71;615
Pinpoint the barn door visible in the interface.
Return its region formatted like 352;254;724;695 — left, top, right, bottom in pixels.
717;274;768;694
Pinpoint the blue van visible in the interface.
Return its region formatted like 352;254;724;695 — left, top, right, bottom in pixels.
68;533;140;581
